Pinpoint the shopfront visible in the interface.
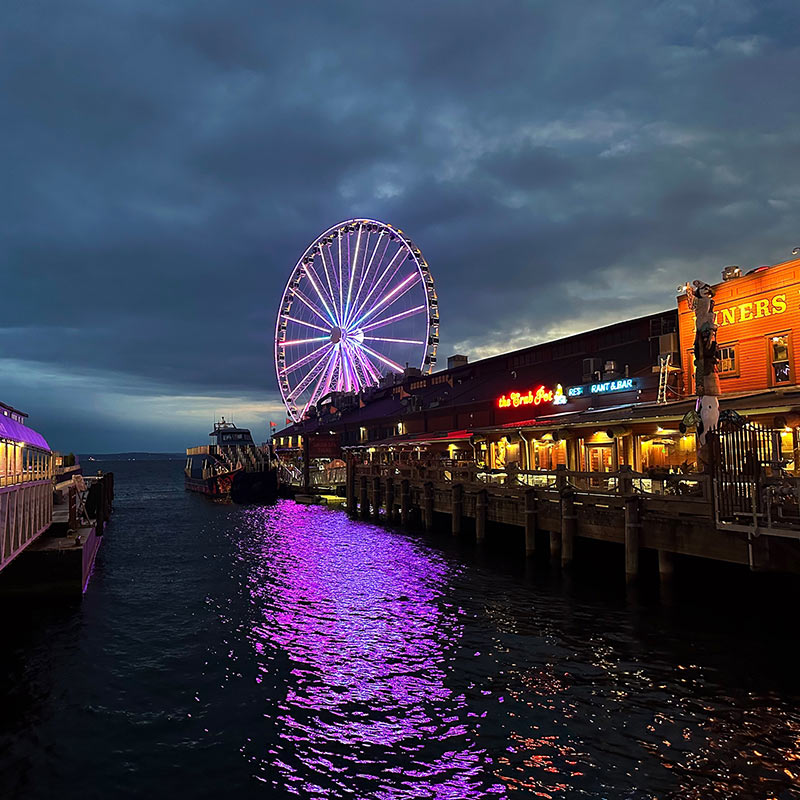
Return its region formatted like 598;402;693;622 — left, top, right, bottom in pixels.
678;256;800;396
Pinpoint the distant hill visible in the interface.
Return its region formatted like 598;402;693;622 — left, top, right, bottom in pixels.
79;452;185;461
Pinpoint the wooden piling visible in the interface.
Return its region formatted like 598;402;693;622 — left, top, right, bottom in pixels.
658;549;674;579
68;486;77;532
372;475;381;521
400;479;410;526
385;478;395;523
346;457;357;515
524;489;537;556
423;481;434;531
624;496;641;583
302;435;311;492
475;489;487;542
96;480;105;537
451;483;463;536
359;475;369;519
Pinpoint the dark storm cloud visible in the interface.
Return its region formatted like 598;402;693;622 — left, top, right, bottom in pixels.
3;0;800;449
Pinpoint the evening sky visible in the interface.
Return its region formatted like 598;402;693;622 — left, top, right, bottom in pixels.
3;0;800;451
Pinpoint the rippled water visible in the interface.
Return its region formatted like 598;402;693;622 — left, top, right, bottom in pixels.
1;460;798;799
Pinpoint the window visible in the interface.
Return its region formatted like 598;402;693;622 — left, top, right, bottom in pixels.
769;333;792;385
717;343;737;376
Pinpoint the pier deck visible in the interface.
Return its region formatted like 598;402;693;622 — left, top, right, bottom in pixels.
345;462;800;576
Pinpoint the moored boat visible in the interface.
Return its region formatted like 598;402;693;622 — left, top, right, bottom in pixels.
185;419;277;503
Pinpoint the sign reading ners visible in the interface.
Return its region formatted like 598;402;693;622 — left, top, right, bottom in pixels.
498;385;565;409
713;293;787;327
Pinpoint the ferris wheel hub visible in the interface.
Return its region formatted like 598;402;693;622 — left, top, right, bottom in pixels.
329;326;342;344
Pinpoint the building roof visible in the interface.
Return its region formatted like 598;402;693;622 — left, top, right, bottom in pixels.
0;416;50;450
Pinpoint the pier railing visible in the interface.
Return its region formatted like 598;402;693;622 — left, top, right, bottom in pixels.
1;478;53;573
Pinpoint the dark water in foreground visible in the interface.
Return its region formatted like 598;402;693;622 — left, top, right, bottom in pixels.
1;461;798;799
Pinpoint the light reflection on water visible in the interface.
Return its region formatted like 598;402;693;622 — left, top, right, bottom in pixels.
230;500;800;800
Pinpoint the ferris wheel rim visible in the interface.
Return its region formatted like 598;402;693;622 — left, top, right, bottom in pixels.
274;219;439;424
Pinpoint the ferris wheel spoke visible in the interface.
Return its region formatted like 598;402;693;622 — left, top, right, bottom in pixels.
280;341;333;377
318;244;337;311
341;339;369;389
285;348;332;402
360;304;427;332
347;242;405;329
355;340;405;373
293;288;335;327
364;336;425;345
280;336;329;347
348;231;383;328
302;347;338;415
282;316;329;333
337;233;344;323
304;262;339;325
351;273;421;330
350;341;381;385
343;224;362;324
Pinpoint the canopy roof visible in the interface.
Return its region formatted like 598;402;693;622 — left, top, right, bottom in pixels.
0;416;50;451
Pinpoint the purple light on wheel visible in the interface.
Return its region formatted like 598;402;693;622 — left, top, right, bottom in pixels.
275;219;439;423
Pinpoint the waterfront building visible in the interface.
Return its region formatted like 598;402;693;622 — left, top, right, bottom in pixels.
276;252;800;483
0;402;54;572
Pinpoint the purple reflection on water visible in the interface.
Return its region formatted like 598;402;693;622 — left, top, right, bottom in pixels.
238;500;506;798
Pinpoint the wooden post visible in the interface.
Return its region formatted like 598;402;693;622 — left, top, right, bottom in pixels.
475;489;487;542
423;481;434;531
620;465;639;583
624;495;640;583
68;485;77;532
385;477;395;523
346;457;357;515
560;489;575;567
372;475;381;521
451;483;463;535
550;464;575;566
359;475;369;519
302;435;311;492
658;549;674;579
96;480;105;537
104;475;112;520
524;489;537;556
400;479;410;526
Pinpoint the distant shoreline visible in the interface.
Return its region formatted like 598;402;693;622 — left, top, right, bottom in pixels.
79;452;185;461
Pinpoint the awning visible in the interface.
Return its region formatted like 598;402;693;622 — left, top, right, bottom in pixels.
0;416;50;451
351;429;474;448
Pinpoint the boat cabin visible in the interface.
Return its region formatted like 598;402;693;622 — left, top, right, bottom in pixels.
210;418;255;447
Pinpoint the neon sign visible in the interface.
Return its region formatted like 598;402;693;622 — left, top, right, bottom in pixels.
567;378;639;397
498;384;566;409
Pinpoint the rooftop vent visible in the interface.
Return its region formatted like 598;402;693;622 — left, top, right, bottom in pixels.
722;265;741;281
447;354;468;370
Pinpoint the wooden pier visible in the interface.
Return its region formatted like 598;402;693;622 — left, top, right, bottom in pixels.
344;461;800;577
0;472;114;596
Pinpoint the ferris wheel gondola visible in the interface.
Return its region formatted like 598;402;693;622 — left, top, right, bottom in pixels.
275;219;439;423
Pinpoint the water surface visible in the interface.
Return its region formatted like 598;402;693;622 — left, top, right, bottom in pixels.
1;460;798;799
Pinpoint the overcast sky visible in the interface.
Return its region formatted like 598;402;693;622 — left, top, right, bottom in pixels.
3;0;800;452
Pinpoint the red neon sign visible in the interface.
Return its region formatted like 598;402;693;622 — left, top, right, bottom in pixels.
498;386;555;409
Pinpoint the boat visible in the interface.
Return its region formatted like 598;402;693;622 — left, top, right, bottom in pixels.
184;419;278;503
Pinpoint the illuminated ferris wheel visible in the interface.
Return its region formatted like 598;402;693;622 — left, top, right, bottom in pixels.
275;219;439;423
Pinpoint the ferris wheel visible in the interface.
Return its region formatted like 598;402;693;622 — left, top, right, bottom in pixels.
275;219;439;423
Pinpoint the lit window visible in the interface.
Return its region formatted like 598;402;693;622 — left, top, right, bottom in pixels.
718;344;737;375
770;334;791;384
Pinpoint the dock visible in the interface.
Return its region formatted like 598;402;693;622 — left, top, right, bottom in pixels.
344;461;800;578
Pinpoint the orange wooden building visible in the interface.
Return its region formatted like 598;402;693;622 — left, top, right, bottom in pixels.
677;255;800;396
